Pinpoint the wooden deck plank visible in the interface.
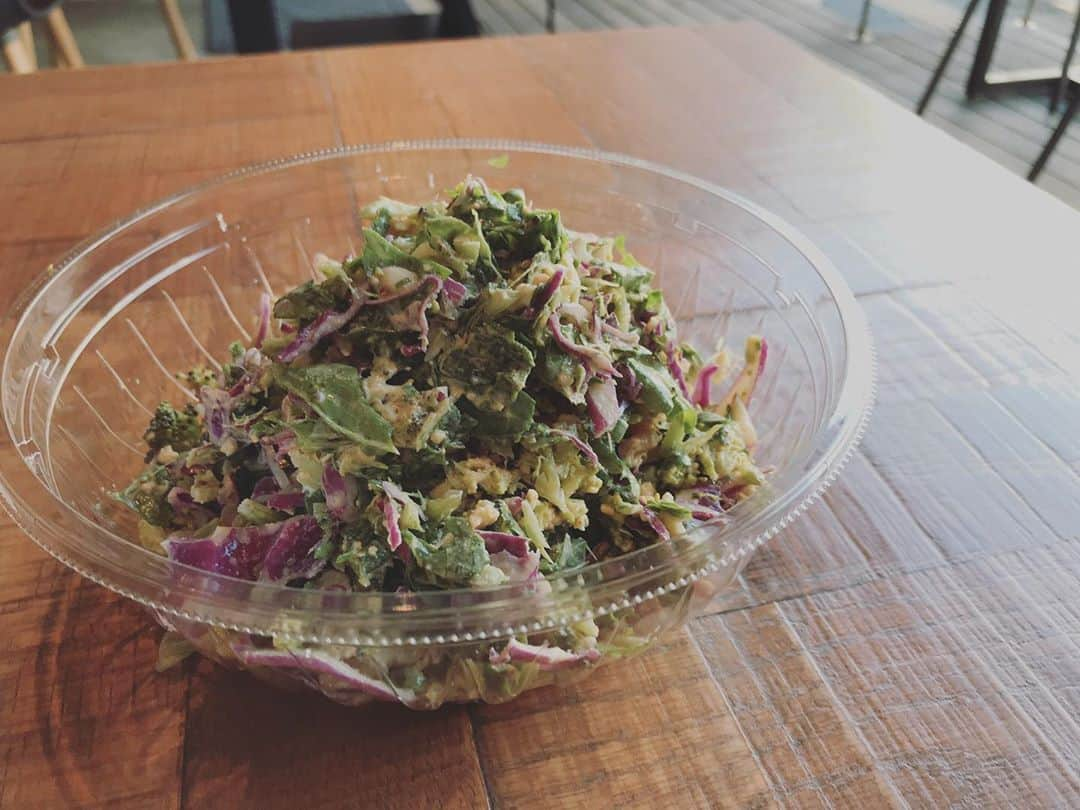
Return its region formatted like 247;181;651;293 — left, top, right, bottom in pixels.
470;0;1080;208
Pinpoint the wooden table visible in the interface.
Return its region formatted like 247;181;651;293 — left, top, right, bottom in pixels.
2;23;1080;809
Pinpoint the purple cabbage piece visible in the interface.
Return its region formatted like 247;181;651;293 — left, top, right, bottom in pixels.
500;638;601;671
164;515;322;582
260;515;324;582
199;387;232;445
166;487;215;526
164;523;281;580
586;378;620;436
254;292;271;348
601;321;638;351
550;428;599;466
277;295;363;363
615;362;643;403
322;464;359;521
263;490;306;512
476;530;531;558
547;311;620;379
489;549;540;583
251;476;278;499
666;346;689;398
442;276;467;305
381;494;403;552
691;362;720;407
523;268;563;319
639;507;671;542
235;648;409;703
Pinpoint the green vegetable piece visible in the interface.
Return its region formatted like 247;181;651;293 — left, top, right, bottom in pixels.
626;357;676;414
413;517;490;586
474;392;535;440
371;207;392;236
354;228;451;279
660;400;697;456
272;277;352;321
540;535;588;575
337;541;393;590
426;491;463;523
116;465;173;527
142;402;202;458
440;325;535;413
235;498;284;526
277;364;397;456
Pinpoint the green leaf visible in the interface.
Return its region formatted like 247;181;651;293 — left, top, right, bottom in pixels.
355;228;451;279
411;517;490;586
276;364;397;455
540;535;588;575
273;277;352;321
626;357;676;414
235;498;284;526
473;392;535;440
487;154;510;168
440;325;535;412
613;234;641;268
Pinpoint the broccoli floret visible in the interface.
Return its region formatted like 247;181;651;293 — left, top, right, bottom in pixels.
143;402;203;460
179;365;217;391
116;465;174;527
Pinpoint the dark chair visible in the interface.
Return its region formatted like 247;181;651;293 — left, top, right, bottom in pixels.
290;12;439;50
917;0;1080;182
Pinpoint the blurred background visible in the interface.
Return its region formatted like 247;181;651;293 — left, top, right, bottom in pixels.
3;0;1079;209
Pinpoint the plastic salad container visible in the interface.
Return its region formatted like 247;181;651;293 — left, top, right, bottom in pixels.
0;141;873;709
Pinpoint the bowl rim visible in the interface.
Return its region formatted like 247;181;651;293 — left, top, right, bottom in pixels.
0;139;875;645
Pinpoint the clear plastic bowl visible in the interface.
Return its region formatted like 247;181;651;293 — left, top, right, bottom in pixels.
0;140;873;708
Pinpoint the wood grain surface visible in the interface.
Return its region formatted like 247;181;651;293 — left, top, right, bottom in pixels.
1;23;1079;809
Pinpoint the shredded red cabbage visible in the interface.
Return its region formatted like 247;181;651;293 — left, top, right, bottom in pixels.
586;377;620;436
639;507;671;542
235;648;408;703
477;530;531;558
667;346;689;398
199;387;232;445
548;312;620;379
550;428;599;466
164;515;321;581
166;487;215;525
524;268;564;318
322;464;359;521
277;295;363;363
691;362;719;407
263;490;306;512
502;638;601;671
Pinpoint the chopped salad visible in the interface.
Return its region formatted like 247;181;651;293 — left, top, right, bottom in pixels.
120;176;766;593
118;176;767;704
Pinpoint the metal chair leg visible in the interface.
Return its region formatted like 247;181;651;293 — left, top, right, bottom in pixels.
917;0;982;116
1029;87;1079;181
1051;6;1080;112
1021;0;1036;27
853;0;873;43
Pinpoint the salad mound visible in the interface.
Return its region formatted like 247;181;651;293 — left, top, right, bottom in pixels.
119;176;766;600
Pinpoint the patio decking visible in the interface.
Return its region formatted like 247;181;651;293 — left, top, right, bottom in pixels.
471;0;1080;210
